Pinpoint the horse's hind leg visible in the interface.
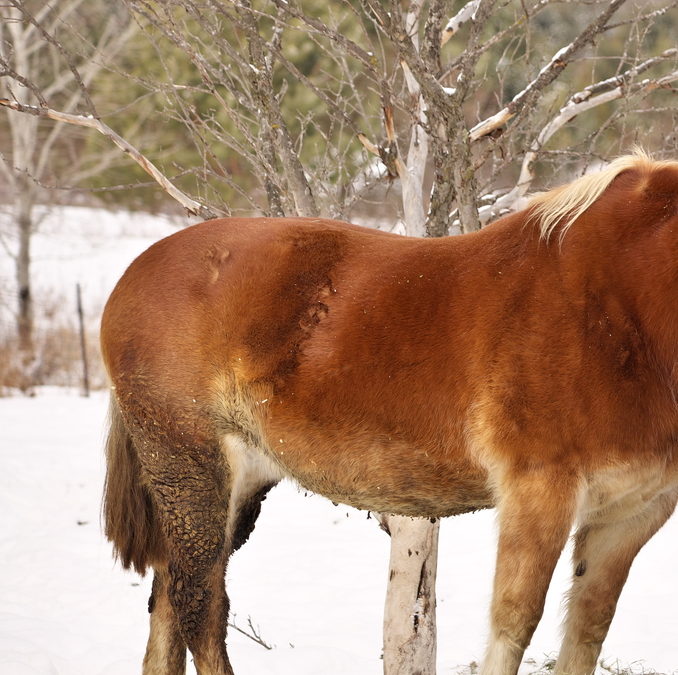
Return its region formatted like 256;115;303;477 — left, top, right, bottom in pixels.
481;469;580;675
554;489;678;675
140;443;233;675
142;432;279;675
143;567;186;675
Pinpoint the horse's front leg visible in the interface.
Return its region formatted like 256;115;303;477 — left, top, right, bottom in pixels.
554;488;678;675
481;468;580;675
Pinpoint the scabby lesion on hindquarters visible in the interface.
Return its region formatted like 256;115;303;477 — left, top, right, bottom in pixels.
241;228;347;386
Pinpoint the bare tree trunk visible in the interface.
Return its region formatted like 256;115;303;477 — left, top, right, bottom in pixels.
16;185;33;355
237;0;318;218
378;515;440;675
451;126;481;234
0;1;140;389
4;6;37;358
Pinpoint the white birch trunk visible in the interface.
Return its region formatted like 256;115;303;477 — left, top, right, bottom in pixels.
0;4;139;363
379;515;440;675
4;9;38;356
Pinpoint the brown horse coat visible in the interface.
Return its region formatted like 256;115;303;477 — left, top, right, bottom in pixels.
101;153;678;674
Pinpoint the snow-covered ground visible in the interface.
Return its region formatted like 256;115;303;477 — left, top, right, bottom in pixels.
2;389;677;675
1;207;677;674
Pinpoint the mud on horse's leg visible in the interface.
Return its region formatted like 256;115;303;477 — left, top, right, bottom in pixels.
555;489;678;675
144;448;233;675
143;567;186;675
481;469;579;675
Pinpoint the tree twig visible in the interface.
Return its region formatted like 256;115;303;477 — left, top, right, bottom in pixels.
0;98;221;220
477;62;678;223
441;0;481;46
7;0;98;116
228;615;273;650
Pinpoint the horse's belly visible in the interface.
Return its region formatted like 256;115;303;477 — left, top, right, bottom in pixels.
294;463;492;518
302;474;494;518
257;424;493;518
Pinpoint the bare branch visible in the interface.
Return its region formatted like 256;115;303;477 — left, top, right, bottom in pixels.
0;98;220;220
36;20;139;182
517;67;678;190
274;47;360;136
605;0;678;31
6;0;98;115
441;0;481;46
576;48;678;102
478;60;678;223
450;0;497;100
228;615;273;650
267;0;378;74
233;0;318;216
23;0;88;52
438;0;553;84
422;0;445;72
0;55;47;106
470;0;629;141
357;133;380;157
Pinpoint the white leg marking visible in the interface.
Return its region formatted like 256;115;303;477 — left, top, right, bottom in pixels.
481;634;523;675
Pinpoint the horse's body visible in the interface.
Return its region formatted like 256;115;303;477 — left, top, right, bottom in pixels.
101;154;678;675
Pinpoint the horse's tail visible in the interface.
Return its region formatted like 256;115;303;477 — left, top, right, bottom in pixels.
102;395;165;575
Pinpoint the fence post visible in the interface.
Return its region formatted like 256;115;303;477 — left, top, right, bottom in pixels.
76;283;90;397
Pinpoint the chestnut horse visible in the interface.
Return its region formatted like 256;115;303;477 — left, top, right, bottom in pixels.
101;153;678;675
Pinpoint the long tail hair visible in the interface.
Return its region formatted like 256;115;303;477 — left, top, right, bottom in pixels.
102;396;166;575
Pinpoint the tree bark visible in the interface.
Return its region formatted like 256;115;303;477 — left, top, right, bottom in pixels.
378;515;440;675
451;126;481;234
16;185;33;356
237;0;319;217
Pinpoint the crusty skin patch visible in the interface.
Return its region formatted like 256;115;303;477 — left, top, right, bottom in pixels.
242;228;346;385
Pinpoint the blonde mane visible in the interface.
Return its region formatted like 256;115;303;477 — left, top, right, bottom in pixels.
529;150;676;241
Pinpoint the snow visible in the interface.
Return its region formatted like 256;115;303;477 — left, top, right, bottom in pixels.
2;389;677;674
0;206;186;332
1;207;676;674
